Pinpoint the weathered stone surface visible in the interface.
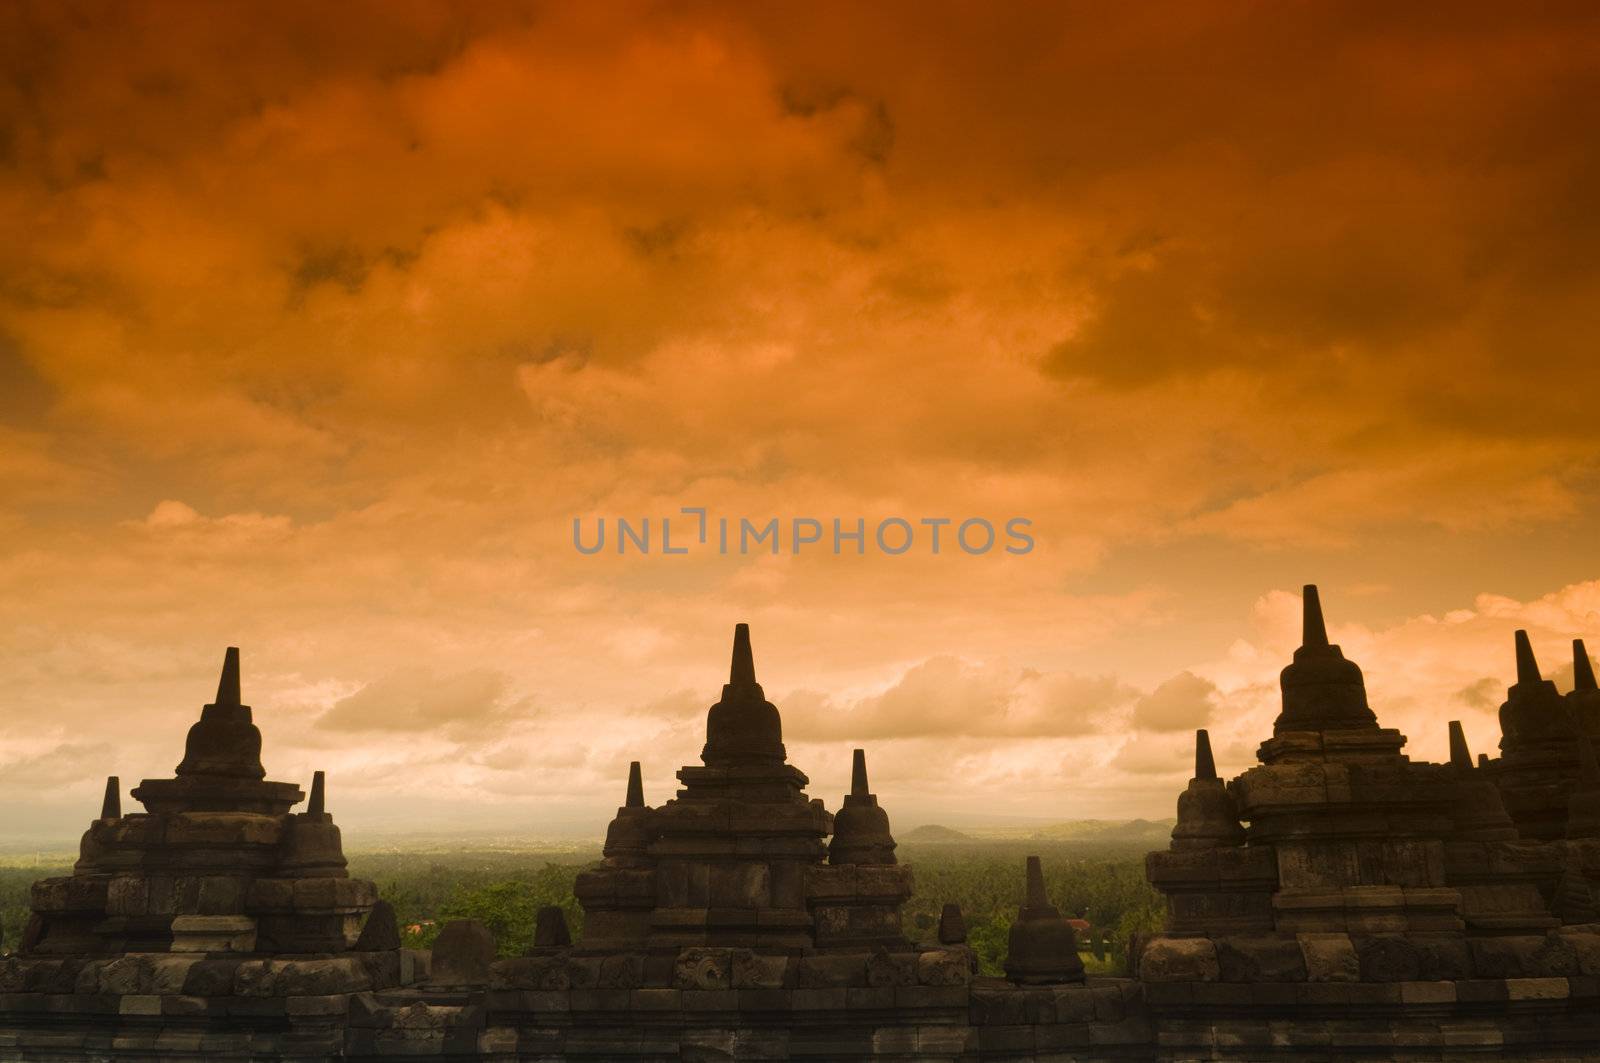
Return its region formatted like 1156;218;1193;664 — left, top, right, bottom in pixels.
354;899;400;951
1216;936;1306;982
1299;935;1359;982
1004;857;1085;985
429;920;496;987
1356;935;1422;982
673;947;733;990
1140;937;1221;982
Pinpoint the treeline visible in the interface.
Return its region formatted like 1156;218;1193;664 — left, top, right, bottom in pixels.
349;840;1166;975
0;843;1168;974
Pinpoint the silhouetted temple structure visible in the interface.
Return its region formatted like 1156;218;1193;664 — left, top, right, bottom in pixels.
3;596;1600;1059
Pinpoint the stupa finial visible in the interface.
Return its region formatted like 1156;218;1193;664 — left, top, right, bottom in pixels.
100;776;120;819
1576;639;1598;693
625;761;644;808
730;623;756;686
1025;855;1050;911
212;647;242;708
1448;720;1473;771
851;748;870;797
1194;729;1217;781
1514;630;1541;686
1302;585;1328;648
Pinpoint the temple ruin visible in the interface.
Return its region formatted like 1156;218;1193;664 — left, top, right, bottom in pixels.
3;589;1600;1059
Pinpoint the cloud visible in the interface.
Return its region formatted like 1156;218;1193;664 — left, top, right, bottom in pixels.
795;655;1133;740
0;741;115;789
1131;671;1218;733
1109;732;1195;777
0;3;1598;835
316;668;532;735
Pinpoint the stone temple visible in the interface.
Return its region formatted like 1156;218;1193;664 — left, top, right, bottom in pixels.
1;591;1600;1060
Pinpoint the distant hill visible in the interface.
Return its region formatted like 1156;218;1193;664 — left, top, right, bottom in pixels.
919;818;1176;846
900;824;974;843
1025;818;1175;844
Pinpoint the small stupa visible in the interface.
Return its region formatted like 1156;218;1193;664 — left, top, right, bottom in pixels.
1003;856;1084;985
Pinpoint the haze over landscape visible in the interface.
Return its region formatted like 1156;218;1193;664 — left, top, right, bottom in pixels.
2;1;1599;842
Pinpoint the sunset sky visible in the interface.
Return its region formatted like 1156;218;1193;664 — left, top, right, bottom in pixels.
2;1;1599;842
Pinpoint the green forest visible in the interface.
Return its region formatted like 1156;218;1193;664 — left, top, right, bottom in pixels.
2;841;1165;975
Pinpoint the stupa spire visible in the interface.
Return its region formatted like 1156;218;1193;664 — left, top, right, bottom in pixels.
730;623;756;687
1194;729;1217;781
1024;855;1051;912
1448;721;1473;771
1302;585;1329;648
100;776;120;820
851;748;869;797
625;761;644;808
308;770;325;816
1514;630;1541;686
1576;640;1598;693
212;647;242;708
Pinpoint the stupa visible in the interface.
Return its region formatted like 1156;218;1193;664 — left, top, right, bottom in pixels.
26;648;377;955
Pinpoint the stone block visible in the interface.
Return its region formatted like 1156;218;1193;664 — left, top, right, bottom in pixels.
893;983;969;1010
117;994;161;1015
183;958;243;996
795;953;863;988
1298;934;1358;982
630;986;681;1011
429;920;496;987
286;993;350;1016
732;951;788;989
1140;936;1220;982
232;961;278;997
594;953;645;989
680;988;738;1011
738;988;791;1011
1531;934;1582;976
490;956;567;991
98;957;142;996
978;1025;1034;1052
277;957;370;995
916;948;971;986
1089;1016;1154;1045
1356;934;1422;981
791;987;848;1011
1051;984;1098;1022
247;878;295;913
146;956;199;995
673;947;733;989
161;994;213;1017
1470;936;1542;978
1505;976;1570;1000
1400;980;1456;1003
569;988;630;1011
845;985;895;1009
170;914;257;953
1216;936;1307;982
969;987;1028;1025
864;949;917;987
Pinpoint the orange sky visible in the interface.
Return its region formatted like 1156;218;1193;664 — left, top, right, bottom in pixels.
2;1;1599;841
